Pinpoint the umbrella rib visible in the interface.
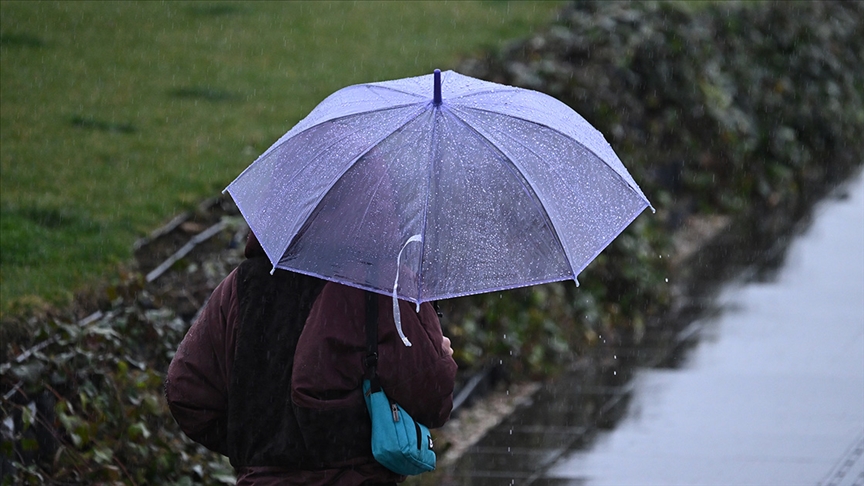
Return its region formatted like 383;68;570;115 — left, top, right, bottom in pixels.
440;107;578;281
365;76;523;106
364;71;521;103
453;105;651;208
238;120;377;212
232;102;426;185
285;104;431;257
354;121;432;241
483;121;642;279
287;101;425;140
229;104;430;263
414;106;444;305
447;87;523;101
361;83;429;101
466;113;651;282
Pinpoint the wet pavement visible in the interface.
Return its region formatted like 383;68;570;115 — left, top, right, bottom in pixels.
435;171;864;486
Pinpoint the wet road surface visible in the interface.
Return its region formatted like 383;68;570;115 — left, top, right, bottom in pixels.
441;171;864;485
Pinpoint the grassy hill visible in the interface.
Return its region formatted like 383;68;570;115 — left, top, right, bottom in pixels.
0;1;564;314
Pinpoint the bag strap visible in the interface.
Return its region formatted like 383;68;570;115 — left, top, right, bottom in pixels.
363;291;381;392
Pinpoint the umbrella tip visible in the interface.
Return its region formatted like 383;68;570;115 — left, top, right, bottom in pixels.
433;69;442;106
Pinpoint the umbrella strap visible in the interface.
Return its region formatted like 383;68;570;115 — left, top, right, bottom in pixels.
392;235;422;347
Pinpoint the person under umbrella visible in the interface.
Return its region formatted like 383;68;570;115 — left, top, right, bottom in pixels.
166;232;457;485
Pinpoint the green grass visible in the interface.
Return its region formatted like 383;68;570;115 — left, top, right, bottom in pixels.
0;0;564;313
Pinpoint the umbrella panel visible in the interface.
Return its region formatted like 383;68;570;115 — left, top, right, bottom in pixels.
420;109;573;300
228;104;425;265
280;110;435;299
452;107;649;278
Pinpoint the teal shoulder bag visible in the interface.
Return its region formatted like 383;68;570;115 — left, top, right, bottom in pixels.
362;292;436;475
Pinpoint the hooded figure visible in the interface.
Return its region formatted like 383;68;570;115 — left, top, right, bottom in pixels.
166;233;457;485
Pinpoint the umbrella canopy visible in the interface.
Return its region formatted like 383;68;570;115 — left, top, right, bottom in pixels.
226;69;651;308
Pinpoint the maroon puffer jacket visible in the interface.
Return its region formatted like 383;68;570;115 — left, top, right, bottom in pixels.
165;235;457;485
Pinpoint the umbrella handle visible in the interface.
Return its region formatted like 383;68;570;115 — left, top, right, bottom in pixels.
393;234;423;346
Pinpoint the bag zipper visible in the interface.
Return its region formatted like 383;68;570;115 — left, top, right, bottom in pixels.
390;399;423;451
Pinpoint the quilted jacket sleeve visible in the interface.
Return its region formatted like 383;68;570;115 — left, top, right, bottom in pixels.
165;269;239;455
292;283;457;429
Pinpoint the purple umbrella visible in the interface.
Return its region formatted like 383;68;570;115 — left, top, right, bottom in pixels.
225;69;651;342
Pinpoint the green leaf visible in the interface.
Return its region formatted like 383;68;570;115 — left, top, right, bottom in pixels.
9;362;45;383
214;473;238;484
69;432;83;448
20;402;35;431
93;446;113;464
127;421;151;440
